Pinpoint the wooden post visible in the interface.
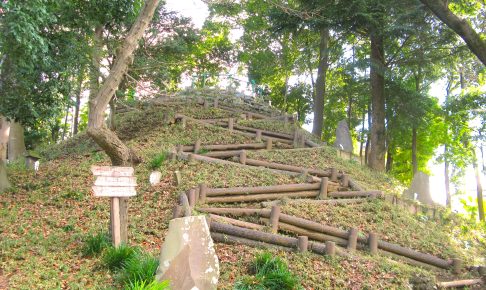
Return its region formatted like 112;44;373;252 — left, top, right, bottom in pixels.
347;227;358;251
341;174;349;187
325;241;336;256
368;232;378;255
265;138;273;150
255;130;262;142
214;98;219;108
199;183;207;204
188;188;196;207
172;205;182;219
194;139;201;153
331;168;338;182
203;99;209;108
239;150;247;165
174;170;182;186
188;153;195;163
452;258;462;274
169;152;176;161
111;197;121;247
177;144;184;154
319;177;329;199
297;236;308;252
247;112;253;120
228;118;234;132
269;205;281;234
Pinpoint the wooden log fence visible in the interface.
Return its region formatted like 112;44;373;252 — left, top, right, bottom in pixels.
198;206;458;271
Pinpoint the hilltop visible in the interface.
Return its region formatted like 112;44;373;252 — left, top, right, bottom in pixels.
1;89;485;289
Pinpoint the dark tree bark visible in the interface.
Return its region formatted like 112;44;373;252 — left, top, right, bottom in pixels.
0;117;10;192
73;68;84;135
386;146;393;172
89;25;103;116
359;110;365;160
412;126;418;175
312;26;329;140
368;30;386;171
8;121;26;161
420;0;486;66
87;0;160;243
62;105;70;140
365;100;372;165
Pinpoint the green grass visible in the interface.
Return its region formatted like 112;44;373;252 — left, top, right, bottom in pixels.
234;252;301;290
149;152;167;170
116;252;160;286
125;280;170;290
81;232;110;257
103;244;139;271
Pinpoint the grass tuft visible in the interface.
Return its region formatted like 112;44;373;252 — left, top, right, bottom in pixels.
234;252;300;290
81;232;110;257
149;152;167;170
117;252;160;285
124;279;170;290
103;244;139;270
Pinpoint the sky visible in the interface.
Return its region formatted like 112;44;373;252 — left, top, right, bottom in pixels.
163;0;484;213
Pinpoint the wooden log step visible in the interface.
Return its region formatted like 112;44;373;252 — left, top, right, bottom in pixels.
233;124;294;140
260;218;349;247
210;232;293;252
208;214;265;230
197;207;270;217
201;150;243;158
261;198;371;207
210;221;297;248
328;190;383;199
182;143;266;152
278;213;349;239
245;158;331;177
436;278;483;288
206;183;321;196
205;191;319;203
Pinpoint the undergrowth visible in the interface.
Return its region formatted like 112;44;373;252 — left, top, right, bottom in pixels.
234;252;301;290
81;232;110;257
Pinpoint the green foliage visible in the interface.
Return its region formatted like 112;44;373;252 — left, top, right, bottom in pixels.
117;252;160;286
81;232;110;257
149;152;167;170
234;252;300;290
103;244;139;271
125;280;170;290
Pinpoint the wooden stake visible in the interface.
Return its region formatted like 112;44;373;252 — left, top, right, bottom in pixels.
347;228;358;251
188;188;196;207
265;138;273;150
199;183;207;204
269;205;281;234
255;130;262;142
297;236;308;252
331;168;338;182
228;118;234;132
325;241;336;256
319;177;329;199
111;197;121;247
239;150;247;165
368;232;378;255
452;258;462;274
341;174;349;187
194;139;201;153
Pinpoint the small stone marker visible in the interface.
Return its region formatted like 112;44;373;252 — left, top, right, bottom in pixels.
173;170;182;186
149;171;162;186
156;216;219;289
91;166;137;246
334;119;353;153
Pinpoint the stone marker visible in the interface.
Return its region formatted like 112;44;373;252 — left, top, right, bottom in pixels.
149;171;162;186
402;171;433;205
334;120;353;153
156;216;219;289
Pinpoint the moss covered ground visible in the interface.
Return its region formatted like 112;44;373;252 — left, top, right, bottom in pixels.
1;99;485;289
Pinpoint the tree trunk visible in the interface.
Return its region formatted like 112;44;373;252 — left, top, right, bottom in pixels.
444;145;451;208
312;26;329;139
109;97;116;130
473;151;484;221
87;0;160;243
412;126;418;175
62;105;70;141
88;25;104;119
420;0;486;66
0;116;10;161
365;101;372;165
386;145;393;172
359;110;365;160
8;121;26;161
73;68;84;135
0;160;9;193
368;30;386;171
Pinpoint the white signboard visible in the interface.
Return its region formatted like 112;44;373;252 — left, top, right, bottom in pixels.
91;166;137;197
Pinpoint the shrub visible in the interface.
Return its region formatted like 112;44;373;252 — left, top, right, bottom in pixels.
82;232;110;257
234;252;300;290
125;279;170;290
103;244;139;270
149;152;167;170
117;252;160;285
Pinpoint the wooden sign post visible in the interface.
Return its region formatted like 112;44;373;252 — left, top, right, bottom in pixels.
91;166;137;247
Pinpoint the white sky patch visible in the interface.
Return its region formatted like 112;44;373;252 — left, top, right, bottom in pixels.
164;0;209;29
